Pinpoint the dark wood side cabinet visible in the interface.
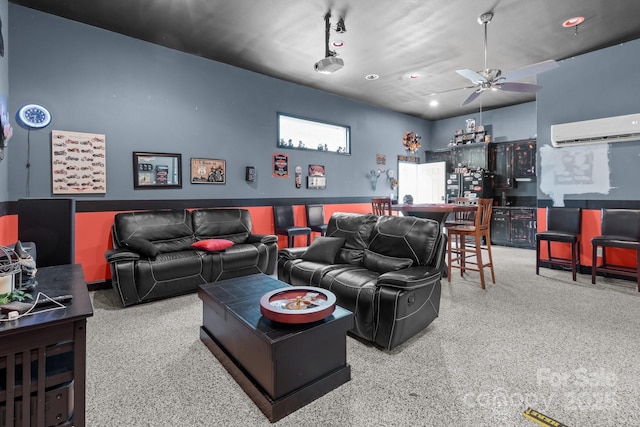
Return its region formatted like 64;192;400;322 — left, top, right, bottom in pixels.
491;207;537;249
0;264;93;427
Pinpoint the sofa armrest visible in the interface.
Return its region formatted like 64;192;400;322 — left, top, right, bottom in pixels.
105;248;141;263
377;266;442;290
246;234;278;244
278;247;308;260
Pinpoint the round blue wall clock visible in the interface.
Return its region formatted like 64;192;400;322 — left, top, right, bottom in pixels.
16;104;52;129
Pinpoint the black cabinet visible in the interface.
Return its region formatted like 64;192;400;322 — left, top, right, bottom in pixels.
513;140;536;178
491;207;536;248
491;208;511;245
451;143;491;171
492;143;513;189
489;139;536;188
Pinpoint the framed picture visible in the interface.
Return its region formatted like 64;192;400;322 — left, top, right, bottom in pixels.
276;113;350;155
51;130;106;194
190;158;226;184
465;118;476;133
133;151;182;189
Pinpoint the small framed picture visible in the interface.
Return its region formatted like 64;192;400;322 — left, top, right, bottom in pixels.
133;152;182;189
465;118;476;133
190;158;226;184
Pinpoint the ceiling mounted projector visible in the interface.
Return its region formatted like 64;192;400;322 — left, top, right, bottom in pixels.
314;11;345;74
315;56;344;74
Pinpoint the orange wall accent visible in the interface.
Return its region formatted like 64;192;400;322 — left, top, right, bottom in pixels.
75;212;119;284
537;208;637;268
0;215;18;246
75;203;372;284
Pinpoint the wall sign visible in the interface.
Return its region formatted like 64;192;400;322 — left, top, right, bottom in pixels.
273;153;289;177
307;164;326;189
190;158;226;184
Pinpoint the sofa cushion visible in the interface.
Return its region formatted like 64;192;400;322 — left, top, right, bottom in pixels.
114;210;194;253
325;212;378;265
368;215;440;266
122;237;159;258
191;208;253;244
363;249;413;274
192;239;234;252
301;236;345;264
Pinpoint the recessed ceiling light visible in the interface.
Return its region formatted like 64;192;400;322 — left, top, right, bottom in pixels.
402;72;423;81
429;100;439;107
332;40;344;48
365;74;379;80
562;16;585;27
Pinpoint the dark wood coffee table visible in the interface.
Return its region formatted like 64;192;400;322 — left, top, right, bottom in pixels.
198;273;353;423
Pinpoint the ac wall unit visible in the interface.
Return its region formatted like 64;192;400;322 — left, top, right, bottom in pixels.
550;113;640;147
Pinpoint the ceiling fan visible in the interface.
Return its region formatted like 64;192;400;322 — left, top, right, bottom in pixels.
454;12;559;106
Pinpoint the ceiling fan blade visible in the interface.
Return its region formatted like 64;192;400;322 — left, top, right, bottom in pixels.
456;69;487;84
461;89;483;106
496;82;543;93
501;60;559;82
427;85;476;96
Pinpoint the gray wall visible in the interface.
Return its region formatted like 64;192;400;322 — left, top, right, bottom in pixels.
537;38;640;204
7;4;430;202
0;0;8;202
428;102;536;150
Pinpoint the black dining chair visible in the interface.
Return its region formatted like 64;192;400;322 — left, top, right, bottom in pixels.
273;205;311;248
305;204;327;237
536;207;582;281
591;209;640;291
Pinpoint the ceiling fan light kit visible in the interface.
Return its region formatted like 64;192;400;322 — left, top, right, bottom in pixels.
451;11;559;106
314;11;345;74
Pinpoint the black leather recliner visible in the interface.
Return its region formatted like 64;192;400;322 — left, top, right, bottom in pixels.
105;208;278;306
278;212;446;350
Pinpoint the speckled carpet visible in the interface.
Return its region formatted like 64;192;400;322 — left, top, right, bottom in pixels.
86;245;640;426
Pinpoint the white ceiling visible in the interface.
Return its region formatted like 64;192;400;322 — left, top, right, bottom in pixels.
11;0;640;120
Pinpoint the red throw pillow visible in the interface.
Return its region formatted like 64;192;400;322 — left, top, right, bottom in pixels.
192;239;234;252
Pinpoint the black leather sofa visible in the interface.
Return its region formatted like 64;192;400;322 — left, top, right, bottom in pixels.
105;208;278;307
278;212;445;350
